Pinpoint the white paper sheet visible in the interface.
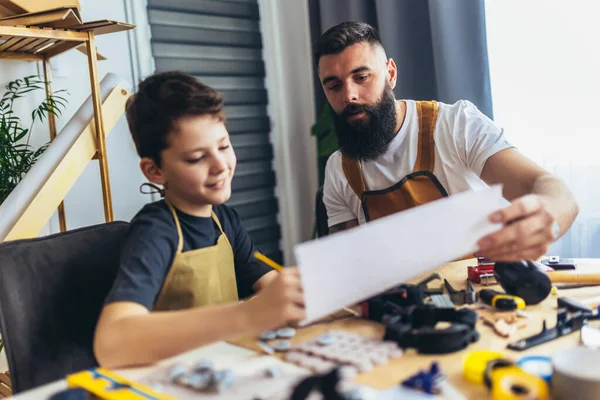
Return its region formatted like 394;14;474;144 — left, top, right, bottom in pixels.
294;185;506;324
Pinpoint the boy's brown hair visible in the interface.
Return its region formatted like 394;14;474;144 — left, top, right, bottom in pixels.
125;71;225;166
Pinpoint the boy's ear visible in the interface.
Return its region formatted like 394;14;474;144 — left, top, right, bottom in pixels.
140;157;166;185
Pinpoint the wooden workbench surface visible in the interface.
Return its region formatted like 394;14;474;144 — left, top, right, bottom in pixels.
229;259;600;398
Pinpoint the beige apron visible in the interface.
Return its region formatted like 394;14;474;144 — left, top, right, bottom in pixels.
342;100;449;222
154;202;239;311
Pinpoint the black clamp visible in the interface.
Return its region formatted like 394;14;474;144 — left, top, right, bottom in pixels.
508;302;598;351
416;272;444;296
444;279;477;306
381;304;480;354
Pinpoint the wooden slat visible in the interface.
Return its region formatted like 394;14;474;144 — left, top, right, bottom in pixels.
17;36;47;51
0;8;75;27
86;22;134;36
0;0;26;14
30;39;57;53
0;25;88;41
7;36;35;50
0;35;19;50
41;39;79;57
0;50;42;60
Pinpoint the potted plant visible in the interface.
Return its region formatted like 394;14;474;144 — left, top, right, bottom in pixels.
0;75;68;205
0;76;68;360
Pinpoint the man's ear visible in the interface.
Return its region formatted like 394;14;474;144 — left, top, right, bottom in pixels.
386;58;397;89
140;157;166;185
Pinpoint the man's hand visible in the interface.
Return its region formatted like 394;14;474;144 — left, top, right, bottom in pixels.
244;268;306;331
476;194;559;262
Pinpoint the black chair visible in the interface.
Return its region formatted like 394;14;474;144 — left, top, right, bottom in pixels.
315;186;329;238
0;221;129;393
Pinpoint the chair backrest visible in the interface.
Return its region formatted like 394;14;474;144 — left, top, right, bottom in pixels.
0;221;129;393
315;186;329;237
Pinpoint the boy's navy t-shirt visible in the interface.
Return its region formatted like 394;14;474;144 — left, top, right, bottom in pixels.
105;200;272;310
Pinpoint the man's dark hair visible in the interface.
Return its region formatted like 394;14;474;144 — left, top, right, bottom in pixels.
125;71;224;166
314;21;383;63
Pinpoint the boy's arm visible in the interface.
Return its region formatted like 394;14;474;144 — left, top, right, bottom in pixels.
95;268;305;368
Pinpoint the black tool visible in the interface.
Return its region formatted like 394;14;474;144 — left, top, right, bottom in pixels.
494;260;552;305
479;289;525;311
443;279;477;305
416;272;444;296
557;296;593;314
382;305;480;354
508;307;598;351
540;256;576;270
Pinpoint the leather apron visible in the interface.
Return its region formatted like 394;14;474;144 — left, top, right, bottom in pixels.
154;202;239;311
342;100;449;222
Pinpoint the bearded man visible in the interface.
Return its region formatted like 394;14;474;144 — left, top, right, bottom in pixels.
317;21;578;262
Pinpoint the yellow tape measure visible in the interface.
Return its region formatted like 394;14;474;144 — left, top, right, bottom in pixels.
463;350;506;385
490;366;549;400
491;294;526;310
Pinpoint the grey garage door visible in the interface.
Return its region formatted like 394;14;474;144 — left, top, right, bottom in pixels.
147;0;283;263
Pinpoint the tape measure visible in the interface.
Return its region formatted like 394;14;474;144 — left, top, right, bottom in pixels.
484;360;550;400
517;356;552;383
463;350;506;384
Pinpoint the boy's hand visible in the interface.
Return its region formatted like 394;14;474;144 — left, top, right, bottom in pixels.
245;268;305;331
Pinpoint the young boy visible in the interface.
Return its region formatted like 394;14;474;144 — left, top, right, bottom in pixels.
94;71;305;368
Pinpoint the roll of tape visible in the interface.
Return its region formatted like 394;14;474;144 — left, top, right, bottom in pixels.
517;356;552;383
463;350;506;385
490;366;549;400
552;346;600;400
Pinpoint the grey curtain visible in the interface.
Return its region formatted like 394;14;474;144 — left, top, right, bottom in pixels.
309;0;493;119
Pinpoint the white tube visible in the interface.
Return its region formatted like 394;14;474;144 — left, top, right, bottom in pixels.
0;73;126;241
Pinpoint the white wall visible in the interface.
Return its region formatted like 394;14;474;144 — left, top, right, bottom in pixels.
259;0;319;264
0;0;150;235
485;0;600;257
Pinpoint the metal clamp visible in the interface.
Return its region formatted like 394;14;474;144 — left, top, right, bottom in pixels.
416;272;444;296
444;279;477;306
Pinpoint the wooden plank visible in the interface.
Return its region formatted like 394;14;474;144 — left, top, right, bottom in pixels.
75;43;105;60
0;8;69;26
18;36;48;51
0;35;19;50
0;7;81;28
7;35;35;50
86;31;113;222
0;25;87;40
30;38;57;53
0;0;26;14
41;39;78;58
0;373;10;388
73;20;135;35
6;0;80;13
0;51;43;60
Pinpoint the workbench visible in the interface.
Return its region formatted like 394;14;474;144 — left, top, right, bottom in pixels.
11;259;600;399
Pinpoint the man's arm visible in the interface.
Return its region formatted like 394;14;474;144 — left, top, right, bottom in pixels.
328;219;359;234
477;148;579;261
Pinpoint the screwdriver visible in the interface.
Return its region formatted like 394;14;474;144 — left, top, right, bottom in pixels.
479;289;526;311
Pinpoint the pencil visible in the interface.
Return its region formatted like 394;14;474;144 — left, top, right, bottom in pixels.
253;251;360;318
254;251;283;272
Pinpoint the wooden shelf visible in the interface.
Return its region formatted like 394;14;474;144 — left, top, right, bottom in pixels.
0;21;133;59
0;21;135;230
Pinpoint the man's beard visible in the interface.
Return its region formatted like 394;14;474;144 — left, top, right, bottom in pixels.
332;84;397;161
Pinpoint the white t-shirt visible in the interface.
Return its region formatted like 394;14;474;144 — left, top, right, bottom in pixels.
323;99;513;227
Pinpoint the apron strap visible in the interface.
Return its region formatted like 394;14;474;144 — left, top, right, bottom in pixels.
210;211;225;234
414;100;439;173
165;200;185;253
341;154;367;198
